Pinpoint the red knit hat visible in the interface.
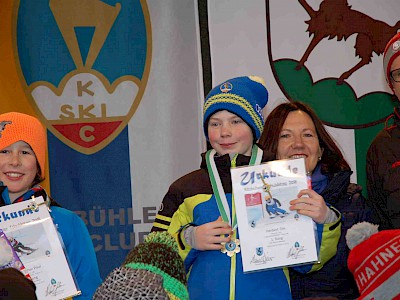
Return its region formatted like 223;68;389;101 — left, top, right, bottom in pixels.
0;112;47;177
383;32;400;91
346;222;400;300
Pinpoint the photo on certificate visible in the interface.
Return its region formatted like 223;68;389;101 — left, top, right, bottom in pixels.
231;158;319;273
7;223;51;262
0;229;27;274
245;186;296;229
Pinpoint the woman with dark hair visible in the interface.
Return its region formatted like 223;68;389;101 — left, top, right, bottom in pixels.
259;101;349;174
258;101;373;299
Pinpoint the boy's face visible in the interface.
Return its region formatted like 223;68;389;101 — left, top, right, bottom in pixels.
390;55;400;98
0;140;38;202
208;110;253;156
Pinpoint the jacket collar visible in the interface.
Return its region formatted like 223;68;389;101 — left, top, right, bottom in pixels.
320;169;353;204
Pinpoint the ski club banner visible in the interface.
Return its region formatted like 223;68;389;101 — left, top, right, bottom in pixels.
4;0;400;281
207;0;400;191
9;0;204;279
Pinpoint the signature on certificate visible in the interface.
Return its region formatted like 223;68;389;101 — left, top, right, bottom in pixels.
45;279;63;296
287;245;305;259
250;254;273;264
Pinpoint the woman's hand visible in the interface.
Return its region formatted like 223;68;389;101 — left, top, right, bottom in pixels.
193;216;232;250
289;189;329;224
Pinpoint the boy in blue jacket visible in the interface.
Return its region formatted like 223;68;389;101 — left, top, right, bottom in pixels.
153;76;341;299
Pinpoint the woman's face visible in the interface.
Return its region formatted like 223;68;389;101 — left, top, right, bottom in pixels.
0;141;38;202
276;110;323;173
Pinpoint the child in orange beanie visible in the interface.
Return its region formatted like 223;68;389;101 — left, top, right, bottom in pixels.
0;112;101;299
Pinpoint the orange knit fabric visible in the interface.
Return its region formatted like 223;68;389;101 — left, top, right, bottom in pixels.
0;112;47;176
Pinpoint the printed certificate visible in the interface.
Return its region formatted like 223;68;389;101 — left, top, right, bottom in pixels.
231;158;319;272
0;196;80;299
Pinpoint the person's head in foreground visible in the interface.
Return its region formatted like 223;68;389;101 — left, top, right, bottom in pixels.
346;222;400;300
93;231;189;300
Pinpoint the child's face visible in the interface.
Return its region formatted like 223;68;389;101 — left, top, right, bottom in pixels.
208;110;253;156
0;141;38;202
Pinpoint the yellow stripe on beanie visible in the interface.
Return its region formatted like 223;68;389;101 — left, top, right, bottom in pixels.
203;76;269;140
203;94;264;134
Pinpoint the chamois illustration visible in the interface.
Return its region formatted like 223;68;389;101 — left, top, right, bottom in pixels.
0;121;11;138
296;0;400;84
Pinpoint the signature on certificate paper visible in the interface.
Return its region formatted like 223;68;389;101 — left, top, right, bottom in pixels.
45;279;63;296
287;245;305;259
250;254;273;265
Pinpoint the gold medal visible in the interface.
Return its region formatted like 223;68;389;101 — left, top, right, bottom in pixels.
221;239;240;257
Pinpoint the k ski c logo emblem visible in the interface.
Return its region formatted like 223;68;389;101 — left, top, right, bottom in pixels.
14;0;151;154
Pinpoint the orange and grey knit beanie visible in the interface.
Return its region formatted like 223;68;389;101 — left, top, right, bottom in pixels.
0;112;47;176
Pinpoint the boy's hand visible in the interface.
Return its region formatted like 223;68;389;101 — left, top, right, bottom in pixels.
193;216;232;250
289;189;329;224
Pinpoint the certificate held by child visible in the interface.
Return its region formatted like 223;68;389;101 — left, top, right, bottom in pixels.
231;158;319;273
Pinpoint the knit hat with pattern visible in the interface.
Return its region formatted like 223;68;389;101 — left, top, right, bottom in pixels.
93;231;188;300
203;76;268;140
383;32;400;91
0;112;47;176
346;222;400;300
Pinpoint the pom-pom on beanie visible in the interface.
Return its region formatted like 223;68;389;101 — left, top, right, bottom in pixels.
0;112;47;176
93;231;188;300
383;32;400;91
203;76;268;140
345;222;400;300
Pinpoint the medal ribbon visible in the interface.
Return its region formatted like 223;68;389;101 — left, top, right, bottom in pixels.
206;145;262;300
205;144;263;227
